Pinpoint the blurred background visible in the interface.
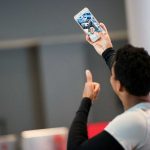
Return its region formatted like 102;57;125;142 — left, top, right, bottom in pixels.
0;0;149;148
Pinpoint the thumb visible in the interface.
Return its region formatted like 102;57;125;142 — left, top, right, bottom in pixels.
86;70;93;82
86;34;93;45
100;22;108;33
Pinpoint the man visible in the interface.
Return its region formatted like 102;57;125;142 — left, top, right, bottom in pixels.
67;23;150;150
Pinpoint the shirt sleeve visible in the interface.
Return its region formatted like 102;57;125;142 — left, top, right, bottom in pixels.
104;111;147;150
102;48;116;70
67;98;124;150
67;98;92;150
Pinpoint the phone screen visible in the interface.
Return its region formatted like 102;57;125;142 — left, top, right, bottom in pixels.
74;8;103;38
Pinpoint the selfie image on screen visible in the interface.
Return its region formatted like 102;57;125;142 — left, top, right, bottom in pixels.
76;12;102;36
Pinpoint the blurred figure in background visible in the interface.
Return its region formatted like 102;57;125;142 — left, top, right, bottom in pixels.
67;23;150;150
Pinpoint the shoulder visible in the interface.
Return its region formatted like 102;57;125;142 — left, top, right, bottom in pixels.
106;110;146;130
105;110;147;149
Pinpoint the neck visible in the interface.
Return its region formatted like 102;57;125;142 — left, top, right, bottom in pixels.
121;93;150;111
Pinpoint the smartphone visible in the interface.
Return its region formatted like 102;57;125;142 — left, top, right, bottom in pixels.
74;7;103;42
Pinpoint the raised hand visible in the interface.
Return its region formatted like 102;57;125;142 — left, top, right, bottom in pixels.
86;23;113;55
82;70;100;101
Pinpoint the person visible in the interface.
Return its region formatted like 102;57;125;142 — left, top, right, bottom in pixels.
67;23;150;150
89;27;95;34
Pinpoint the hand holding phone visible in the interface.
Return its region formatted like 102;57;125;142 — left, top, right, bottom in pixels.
85;22;113;55
74;7;103;42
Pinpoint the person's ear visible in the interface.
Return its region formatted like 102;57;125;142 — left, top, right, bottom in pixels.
116;80;124;93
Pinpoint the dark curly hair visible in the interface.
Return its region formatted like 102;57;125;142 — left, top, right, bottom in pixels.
114;44;150;96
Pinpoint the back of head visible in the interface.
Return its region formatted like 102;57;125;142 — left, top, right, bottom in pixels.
114;44;150;96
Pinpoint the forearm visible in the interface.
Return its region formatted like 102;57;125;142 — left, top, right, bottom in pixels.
67;98;92;150
102;48;116;70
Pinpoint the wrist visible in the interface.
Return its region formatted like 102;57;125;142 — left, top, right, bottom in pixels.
93;46;105;55
82;97;92;101
82;97;94;105
82;95;93;100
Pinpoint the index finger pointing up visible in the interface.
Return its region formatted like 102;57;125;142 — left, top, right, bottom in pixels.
86;70;93;82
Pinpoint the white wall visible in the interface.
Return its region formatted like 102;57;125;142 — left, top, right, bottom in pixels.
125;0;150;53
